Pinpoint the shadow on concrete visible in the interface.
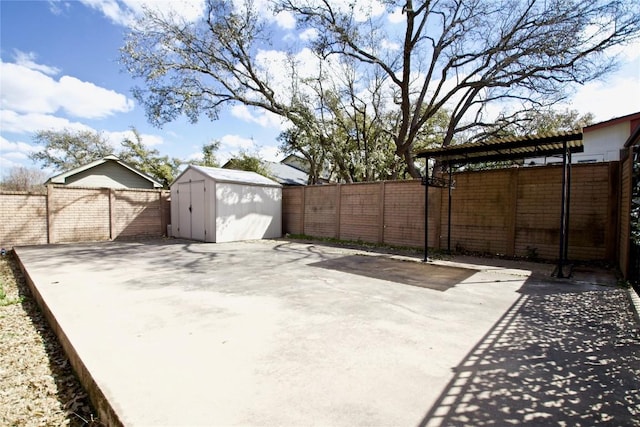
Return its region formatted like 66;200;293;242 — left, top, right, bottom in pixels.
419;277;640;427
309;254;476;292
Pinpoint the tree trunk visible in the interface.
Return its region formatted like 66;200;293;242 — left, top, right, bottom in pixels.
404;150;421;178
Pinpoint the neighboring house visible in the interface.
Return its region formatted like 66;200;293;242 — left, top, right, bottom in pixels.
46;155;163;189
265;161;308;186
280;154;333;183
528;111;640;165
221;159;309;186
280;154;310;173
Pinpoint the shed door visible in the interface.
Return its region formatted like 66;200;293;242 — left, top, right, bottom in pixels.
178;182;191;239
191;180;206;241
177;180;206;241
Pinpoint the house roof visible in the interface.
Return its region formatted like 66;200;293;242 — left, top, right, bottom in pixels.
178;165;282;187
416;131;584;165
265;161;308;185
46;155;164;188
584;111;640;133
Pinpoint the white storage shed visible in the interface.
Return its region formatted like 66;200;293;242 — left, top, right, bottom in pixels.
170;165;282;242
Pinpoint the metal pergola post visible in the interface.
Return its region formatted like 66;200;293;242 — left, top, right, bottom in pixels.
423;159;430;262
415;130;583;279
564;150;572;262
557;140;569;278
447;165;453;253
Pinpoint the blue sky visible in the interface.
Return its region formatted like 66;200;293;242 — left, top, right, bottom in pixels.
1;0;639;179
0;0;287;177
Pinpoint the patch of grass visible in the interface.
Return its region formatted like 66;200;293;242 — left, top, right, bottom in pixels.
0;278;23;306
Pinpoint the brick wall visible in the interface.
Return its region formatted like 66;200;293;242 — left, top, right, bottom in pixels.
304;185;339;238
282;162;619;262
283;179;439;248
112;189;168;238
282;186;304;235
445;168;515;256
49;187;111;243
0;186;170;248
0;192;48;249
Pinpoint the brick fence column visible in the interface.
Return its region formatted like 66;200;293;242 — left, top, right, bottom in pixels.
46;184;55;244
109;188;116;240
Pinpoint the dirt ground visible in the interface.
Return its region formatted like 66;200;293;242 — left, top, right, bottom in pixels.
0;251;101;426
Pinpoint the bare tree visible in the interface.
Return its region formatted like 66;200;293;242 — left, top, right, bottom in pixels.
277;0;639;176
0;166;49;193
122;0;640;178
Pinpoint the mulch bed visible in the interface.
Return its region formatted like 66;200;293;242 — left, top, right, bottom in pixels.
0;251;102;426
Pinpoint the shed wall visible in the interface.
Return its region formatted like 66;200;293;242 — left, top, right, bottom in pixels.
215;183;282;242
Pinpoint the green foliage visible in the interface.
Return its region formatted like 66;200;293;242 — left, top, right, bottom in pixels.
118;127;182;188
495;108;595;137
225;150;272;179
30;129;113;171
197;141;221;168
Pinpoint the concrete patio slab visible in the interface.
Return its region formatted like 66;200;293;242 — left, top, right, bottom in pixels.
14;239;640;426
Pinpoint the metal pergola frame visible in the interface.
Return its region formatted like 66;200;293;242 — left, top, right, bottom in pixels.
416;131;584;278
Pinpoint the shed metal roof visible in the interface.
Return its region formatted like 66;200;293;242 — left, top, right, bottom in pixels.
416;131;584;164
184;165;282;187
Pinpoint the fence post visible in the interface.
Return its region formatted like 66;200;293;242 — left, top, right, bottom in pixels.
109;188;116;240
158;190;165;236
300;186;306;235
506;168;519;257
46;185;54;244
335;184;342;239
379;181;385;244
606;162;620;262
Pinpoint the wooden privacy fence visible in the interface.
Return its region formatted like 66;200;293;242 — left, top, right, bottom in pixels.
283;162;619;262
0;185;170;249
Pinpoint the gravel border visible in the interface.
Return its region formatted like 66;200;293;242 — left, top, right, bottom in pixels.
0;251;102;426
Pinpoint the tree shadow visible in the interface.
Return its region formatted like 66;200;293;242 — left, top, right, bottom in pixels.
308;254;475;291
419;278;640;426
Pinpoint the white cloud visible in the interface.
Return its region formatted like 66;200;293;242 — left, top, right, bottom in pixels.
0;135;40;175
300;28;318;42
0;59;134;120
76;0;205;27
568;76;640;122
13;50;60;75
259;145;281;162
381;39;401;51
57;76;135;118
0;135;38;157
0;110;94;134
388;7;404;24
274;10;296;30
220;134;255;151
105;129;165;149
238;0;295;30
352;0;386;22
230;105;286;130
